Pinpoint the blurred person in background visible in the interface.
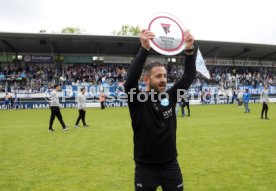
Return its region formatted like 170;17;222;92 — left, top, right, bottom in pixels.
75;88;89;128
4;92;10;110
48;84;69;132
243;88;250;113
260;85;269;120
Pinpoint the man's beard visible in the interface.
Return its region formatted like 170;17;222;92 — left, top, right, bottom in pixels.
149;81;166;93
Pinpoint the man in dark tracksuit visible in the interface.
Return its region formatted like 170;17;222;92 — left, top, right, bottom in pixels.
124;29;196;191
180;94;190;117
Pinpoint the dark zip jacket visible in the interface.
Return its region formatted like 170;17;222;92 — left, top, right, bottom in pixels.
125;47;196;164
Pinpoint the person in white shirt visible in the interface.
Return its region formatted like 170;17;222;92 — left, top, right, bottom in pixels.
48;84;69;132
237;90;243;108
75;88;89;128
260;85;269;120
14;93;19;109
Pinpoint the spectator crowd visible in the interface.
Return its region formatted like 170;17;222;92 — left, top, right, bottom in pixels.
0;63;275;93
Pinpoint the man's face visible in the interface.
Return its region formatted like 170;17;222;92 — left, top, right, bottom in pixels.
145;66;167;92
56;86;61;91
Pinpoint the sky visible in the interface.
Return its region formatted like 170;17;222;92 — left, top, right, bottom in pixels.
0;0;276;44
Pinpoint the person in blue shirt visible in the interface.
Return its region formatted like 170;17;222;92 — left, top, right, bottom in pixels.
243;88;250;113
4;93;10;110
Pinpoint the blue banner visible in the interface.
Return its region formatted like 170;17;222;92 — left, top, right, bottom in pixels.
0;100;127;110
62;84;276;98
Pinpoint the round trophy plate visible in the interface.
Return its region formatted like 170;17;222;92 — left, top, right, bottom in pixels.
147;12;186;55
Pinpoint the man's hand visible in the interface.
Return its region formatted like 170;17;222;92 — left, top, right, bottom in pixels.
140;29;155;51
184;30;194;49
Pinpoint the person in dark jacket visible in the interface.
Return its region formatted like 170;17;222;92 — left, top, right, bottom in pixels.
124;29;196;191
180;94;190;117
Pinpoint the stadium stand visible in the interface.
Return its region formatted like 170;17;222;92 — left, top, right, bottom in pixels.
1;64;275;93
0;32;276;108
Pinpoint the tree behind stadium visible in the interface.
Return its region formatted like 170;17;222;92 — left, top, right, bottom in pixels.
61;27;85;34
112;25;140;36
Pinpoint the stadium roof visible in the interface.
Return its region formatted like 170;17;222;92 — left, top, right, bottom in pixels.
0;32;276;60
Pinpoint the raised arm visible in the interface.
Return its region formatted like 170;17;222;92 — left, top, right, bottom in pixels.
168;31;196;103
124;30;155;92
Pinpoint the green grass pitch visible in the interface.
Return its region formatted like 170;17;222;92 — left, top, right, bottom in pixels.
0;103;275;191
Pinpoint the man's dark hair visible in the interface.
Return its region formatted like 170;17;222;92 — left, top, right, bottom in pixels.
80;87;85;91
142;62;165;76
54;84;60;89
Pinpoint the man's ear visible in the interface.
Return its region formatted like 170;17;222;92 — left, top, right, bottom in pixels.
143;74;149;85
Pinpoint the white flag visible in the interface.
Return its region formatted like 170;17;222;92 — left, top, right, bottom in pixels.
196;48;210;79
